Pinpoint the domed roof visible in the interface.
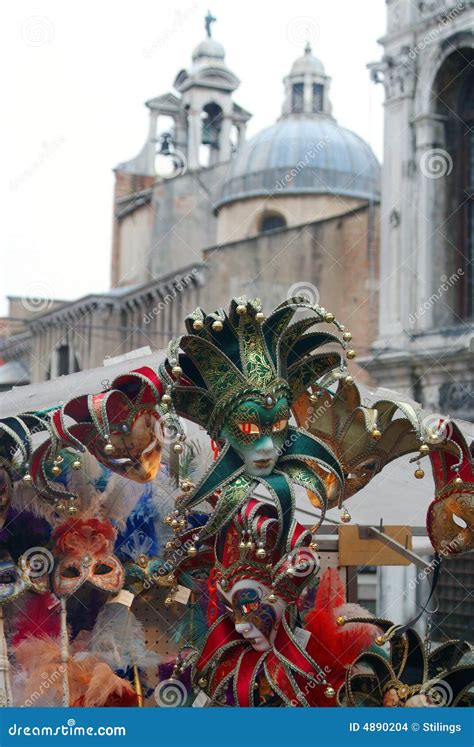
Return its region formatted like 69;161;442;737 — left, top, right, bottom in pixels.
216;116;380;209
290;44;325;77
192;37;225;62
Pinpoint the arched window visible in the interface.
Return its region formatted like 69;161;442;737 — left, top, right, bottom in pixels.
259;212;287;234
434;49;474;321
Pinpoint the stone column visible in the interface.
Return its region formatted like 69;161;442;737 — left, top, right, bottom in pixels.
218;115;232;162
187;110;202;170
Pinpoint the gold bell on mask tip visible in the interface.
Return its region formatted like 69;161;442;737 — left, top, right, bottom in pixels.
345;375;354;385
198;677;207;689
192;319;204;331
51;464;62;476
419;443;430;455
104;441;114;454
162;392;172;405
164;595;174;607
343;331;352;342
414;467;425;479
371;427;382;440
336;615;345;626
236;304;247;316
211;319;223;332
375;635;385;646
255;311;265;323
324;685;335;698
72;458;81;470
346;349;356;360
173;442;183;454
325;312;335;323
454;475;463;485
256;543;267;559
268;591;277;603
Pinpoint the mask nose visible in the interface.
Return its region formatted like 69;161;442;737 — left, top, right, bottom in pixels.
257;436;275;454
235;622;252;635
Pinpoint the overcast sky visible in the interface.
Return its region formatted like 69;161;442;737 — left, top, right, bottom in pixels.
1;0;386;316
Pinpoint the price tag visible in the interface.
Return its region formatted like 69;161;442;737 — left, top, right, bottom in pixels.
192;690;210;707
174;585;191;605
293;626;311;649
107;589;135;609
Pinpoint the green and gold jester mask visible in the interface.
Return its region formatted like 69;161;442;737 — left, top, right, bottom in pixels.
159;296;351;546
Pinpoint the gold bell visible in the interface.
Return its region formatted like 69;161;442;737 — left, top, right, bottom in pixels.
371;428;382;440
324;685;336;698
104;442;114;454
375;635;385;646
309;393;319;403
173;443;183;454
165;541;174;551
419;443;430;456
192;319;204;331
164;596;173;607
162;393;172;405
246;541;254;551
164;514;173;525
198;677;207;689
414;468;425;479
68;505;78;515
181;480;194;493
236;304;247;316
212;320;223;332
56;502;65;513
51;464;62;476
268;592;277;603
23;472;32;483
309;540;318;551
336;615;345;627
255;311;265;323
340;507;351;523
345;375;354;385
346;349;356;360
170;518;179;529
172;365;182;377
325;312;335;323
343;331;352;342
454;475;463;485
72;458;81;470
179;518;187;530
238;539;246;550
256;546;267;560
187;544;198;557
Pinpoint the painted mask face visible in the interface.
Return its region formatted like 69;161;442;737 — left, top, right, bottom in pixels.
98;410;163;484
0;552;28;604
221;579;285;652
52;520;124;598
221;397;289;477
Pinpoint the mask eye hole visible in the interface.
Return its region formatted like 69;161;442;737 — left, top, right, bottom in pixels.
272;419;288;432
94;563;113;575
62;566;81;578
238;422;260;435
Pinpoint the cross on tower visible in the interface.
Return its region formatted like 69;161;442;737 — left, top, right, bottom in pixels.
205;10;216;38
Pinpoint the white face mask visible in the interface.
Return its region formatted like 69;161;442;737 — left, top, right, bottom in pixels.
219;579;286;652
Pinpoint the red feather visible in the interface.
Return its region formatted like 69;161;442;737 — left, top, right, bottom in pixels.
304;568;380;705
12;593;60;647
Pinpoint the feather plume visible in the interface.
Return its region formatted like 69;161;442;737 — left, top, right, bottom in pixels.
11;593;60;646
88;602;159;672
81;660;137;707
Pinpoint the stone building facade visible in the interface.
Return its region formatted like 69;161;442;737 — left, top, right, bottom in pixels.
364;0;473;421
1;19;380;386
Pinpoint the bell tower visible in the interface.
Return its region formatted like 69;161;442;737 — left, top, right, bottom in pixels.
173;12;250;169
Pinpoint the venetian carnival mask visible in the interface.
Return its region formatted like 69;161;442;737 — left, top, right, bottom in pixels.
0;551;29;604
220;395;289;477
220;579;286;652
99;409;164;484
52;518;124;597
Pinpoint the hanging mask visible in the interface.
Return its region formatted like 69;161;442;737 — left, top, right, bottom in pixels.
52;518;124;597
0;550;29;604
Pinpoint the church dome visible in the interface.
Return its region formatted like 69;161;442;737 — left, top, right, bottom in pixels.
215;116;380;209
192;37;225;62
290;44;325;76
